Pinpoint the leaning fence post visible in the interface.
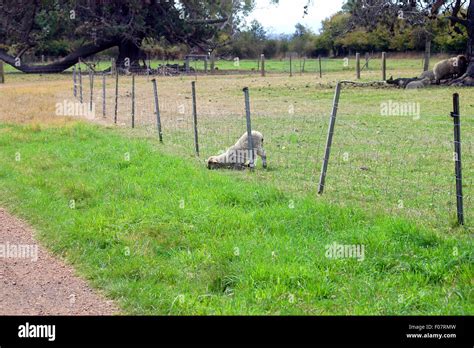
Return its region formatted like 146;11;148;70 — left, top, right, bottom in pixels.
131;74;135;128
356;53;361;79
89;70;94;112
451;93;464;225
151;79;163;142
102;73;106;117
114;71;119;124
191;81;200;156
73;66;77;97
318;81;342;195
382;52;387;81
243;87;255;170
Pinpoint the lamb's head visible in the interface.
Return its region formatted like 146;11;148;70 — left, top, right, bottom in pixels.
207;156;220;169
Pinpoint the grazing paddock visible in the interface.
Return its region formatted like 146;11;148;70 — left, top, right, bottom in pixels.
66;68;473;232
0;60;472;315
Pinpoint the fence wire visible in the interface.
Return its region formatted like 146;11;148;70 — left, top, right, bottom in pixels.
73;63;472;232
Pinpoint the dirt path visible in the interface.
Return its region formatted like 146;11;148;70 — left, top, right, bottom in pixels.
0;208;119;315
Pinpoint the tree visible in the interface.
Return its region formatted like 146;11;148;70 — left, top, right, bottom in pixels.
291;23;313;56
0;0;255;73
318;12;351;57
348;0;474;85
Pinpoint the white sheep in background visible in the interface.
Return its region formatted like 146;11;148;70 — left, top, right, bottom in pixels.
433;55;468;83
207;131;267;169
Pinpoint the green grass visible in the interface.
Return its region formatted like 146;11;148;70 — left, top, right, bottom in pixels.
1;56;440;75
0;122;471;315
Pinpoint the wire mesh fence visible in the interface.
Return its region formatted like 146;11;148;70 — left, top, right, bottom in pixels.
71;61;472;232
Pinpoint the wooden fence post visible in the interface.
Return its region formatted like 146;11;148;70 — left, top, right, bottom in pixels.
319;55;322;78
114;71;119;124
131;74;135;128
210;54;216;74
356;53;361;79
111;58;116;75
102;73;106;117
0;61;4;84
290;55;293;77
72;66;77;97
89;70;94;112
382;52;387;81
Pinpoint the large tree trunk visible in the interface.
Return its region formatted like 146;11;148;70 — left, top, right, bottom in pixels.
116;39;144;71
449;0;474;85
0;40;118;74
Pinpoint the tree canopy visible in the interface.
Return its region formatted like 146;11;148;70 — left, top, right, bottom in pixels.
0;0;256;72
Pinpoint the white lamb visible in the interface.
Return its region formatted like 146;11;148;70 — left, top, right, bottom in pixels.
207;131;267;169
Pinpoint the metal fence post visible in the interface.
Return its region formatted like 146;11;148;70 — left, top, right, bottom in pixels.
318;82;342;194
261;54;265;77
451;93;464;225
151;79;163;142
191;81;200;156
131;74;135;128
114;71;119;124
243;87;255;170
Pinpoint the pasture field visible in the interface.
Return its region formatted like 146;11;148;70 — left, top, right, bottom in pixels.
3;55;445;75
0;60;472;315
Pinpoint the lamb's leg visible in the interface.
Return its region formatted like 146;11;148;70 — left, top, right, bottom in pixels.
257;148;267;168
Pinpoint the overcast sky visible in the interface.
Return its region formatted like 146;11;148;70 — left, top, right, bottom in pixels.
246;0;346;35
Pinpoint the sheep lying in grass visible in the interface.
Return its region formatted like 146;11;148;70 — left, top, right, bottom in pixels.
434;55;468;83
405;78;431;89
207;131;267;170
419;70;435;81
